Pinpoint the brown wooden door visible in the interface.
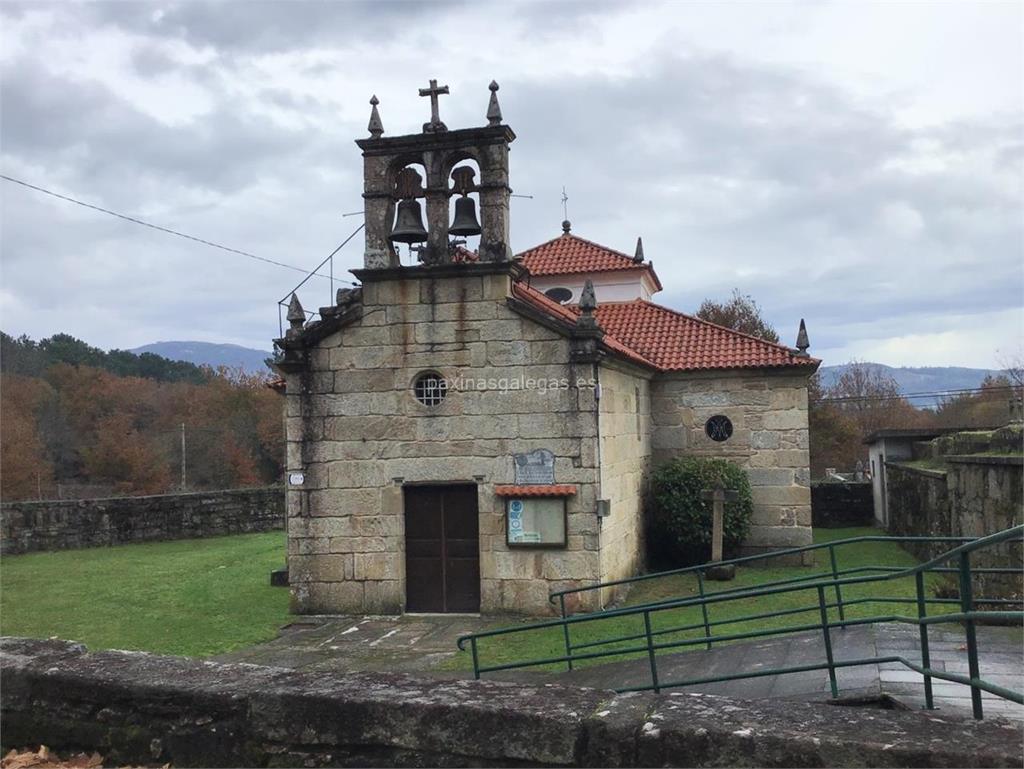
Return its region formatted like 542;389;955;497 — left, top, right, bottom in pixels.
404;485;480;613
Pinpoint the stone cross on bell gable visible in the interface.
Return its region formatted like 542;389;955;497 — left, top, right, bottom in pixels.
419;79;450;133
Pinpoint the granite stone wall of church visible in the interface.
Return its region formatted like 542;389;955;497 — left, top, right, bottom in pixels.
650;370;813;556
284;271;605;616
596;363;652;601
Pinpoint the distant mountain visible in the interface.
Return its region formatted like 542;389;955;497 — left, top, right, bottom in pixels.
131;341;272;375
818;363;1004;407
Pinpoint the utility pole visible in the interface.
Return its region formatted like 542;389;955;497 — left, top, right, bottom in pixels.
180;422;186;491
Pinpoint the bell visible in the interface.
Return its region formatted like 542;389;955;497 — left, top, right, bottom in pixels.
389;199;428;243
449;196;482;237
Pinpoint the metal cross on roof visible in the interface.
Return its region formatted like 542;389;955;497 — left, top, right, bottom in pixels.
419;78;450;133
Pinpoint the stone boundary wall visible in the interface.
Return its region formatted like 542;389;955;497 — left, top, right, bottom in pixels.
885;464;950;561
0;487;284;555
810;481;874;528
886;458;1022;598
3;637;1021;768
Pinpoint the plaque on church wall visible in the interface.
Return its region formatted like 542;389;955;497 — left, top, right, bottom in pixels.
506;497;567;548
513;449;555;485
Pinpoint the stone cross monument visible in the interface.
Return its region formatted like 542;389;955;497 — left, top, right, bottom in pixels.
701;480;738;580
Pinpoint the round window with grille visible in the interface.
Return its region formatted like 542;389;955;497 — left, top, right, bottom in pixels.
705;414;733;442
413;372;448;406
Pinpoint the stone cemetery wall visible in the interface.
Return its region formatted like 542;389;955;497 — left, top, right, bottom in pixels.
596;364;652;599
0;487;283;554
886;441;1022;598
810;481;874;528
650;369;813;555
3;637;1021;769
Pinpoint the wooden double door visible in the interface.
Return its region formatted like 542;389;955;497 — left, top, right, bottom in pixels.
403;485;480;613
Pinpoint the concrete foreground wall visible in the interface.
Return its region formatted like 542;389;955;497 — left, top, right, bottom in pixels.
0;487;284;555
2;637;1021;768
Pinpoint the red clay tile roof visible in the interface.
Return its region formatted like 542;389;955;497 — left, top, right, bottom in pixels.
517;233;663;290
593;300;817;372
510;282;657;369
494;484;577;497
509;283;816;373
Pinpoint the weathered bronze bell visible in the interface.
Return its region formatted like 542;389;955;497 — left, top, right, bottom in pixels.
449;196;482;237
389;199;428;243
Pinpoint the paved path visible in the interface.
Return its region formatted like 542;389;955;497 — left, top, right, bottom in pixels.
218;616;1023;720
550;622;1024;720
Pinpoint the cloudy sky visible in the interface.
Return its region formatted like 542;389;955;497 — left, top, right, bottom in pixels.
1;0;1021;369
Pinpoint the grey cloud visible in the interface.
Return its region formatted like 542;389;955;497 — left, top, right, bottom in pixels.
491;54;1021;357
0;2;1019;365
0;58;327;200
80;0;468;53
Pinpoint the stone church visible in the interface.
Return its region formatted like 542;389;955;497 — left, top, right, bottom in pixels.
275;81;819;616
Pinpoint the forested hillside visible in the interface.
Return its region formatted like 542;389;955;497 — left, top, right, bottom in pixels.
0;332;283;501
1;332;210;383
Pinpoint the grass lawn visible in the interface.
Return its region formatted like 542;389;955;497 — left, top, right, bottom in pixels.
444;526;957;672
1;531;289;657
0;526;955;667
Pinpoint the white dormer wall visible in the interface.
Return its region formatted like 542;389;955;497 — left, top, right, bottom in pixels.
529;271;659;305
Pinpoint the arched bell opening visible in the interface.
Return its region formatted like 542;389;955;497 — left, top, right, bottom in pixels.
447;159;483;261
388;160;429;264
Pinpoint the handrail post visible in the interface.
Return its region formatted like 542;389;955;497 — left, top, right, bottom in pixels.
697;569;712;650
915;571;934;709
470;637;481;680
559;594;574;671
958;550;983;719
643;610;660;693
828;544;846;623
817;585;839;698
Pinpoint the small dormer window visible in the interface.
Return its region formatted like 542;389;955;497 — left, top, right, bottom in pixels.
544;287;573;304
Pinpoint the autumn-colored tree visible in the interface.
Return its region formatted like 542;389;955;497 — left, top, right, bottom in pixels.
79;413;171;495
806;373;861;477
808;361;932;476
0;374;55;500
1;335;284;499
696;289;780;343
934;374;1018;428
827;361;929;439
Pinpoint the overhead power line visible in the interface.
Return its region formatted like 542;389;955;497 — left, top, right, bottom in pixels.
0;173;358;286
814;385;1021;404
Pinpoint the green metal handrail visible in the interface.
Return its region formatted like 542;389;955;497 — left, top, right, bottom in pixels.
549;533;983;608
457;526;1024;719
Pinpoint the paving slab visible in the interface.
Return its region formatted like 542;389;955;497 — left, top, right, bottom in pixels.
219;614;1023;720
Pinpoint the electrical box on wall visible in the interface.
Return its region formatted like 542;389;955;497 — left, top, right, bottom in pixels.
596;499;611;518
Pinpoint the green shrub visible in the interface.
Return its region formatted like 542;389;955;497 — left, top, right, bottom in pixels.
647;457;753;566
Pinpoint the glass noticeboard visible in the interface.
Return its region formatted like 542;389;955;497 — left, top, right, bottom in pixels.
506;497;567;548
